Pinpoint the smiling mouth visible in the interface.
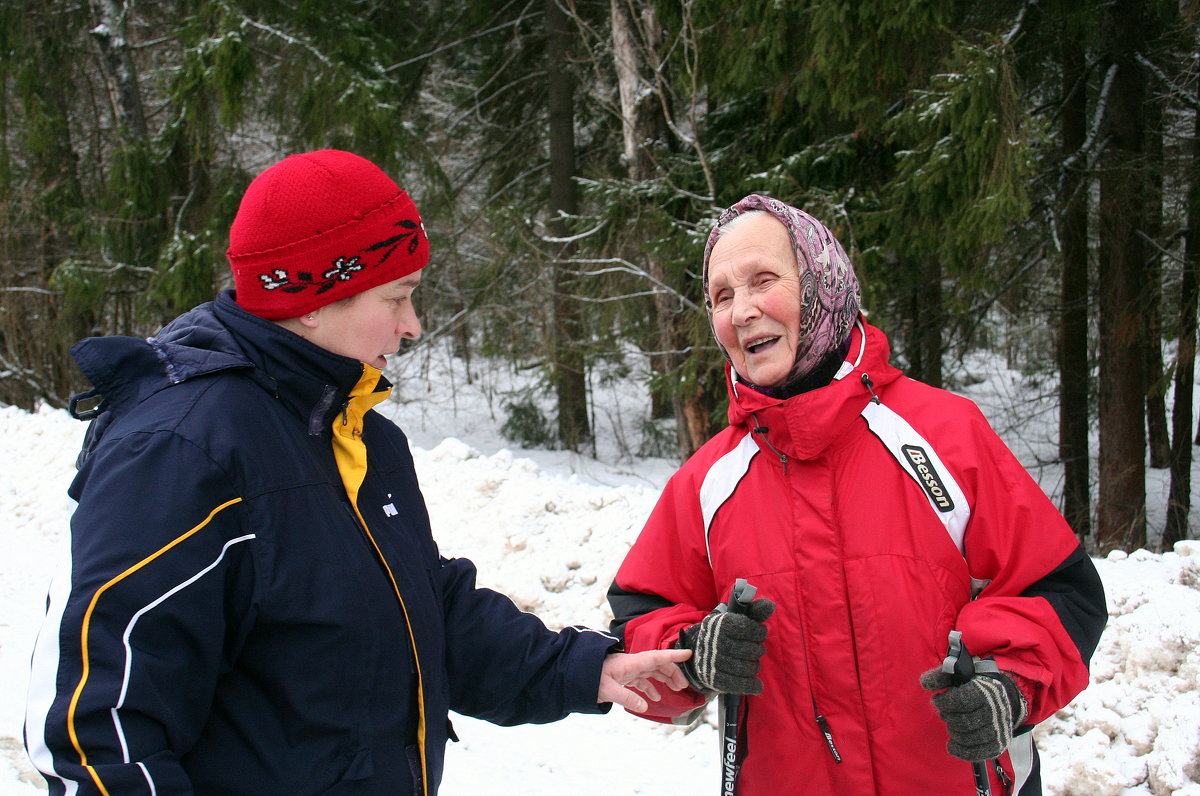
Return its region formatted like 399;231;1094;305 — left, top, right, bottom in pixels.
744;336;781;354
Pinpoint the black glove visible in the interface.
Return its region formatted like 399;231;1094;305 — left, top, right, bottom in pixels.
920;667;1028;762
674;598;775;695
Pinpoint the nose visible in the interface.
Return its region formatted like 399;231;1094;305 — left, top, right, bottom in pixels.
731;290;759;327
398;303;422;339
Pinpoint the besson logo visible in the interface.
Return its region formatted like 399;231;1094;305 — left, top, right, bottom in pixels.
901;444;955;512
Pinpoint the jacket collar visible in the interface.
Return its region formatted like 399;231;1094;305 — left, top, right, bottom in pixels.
213;291;390;434
726;317;903;461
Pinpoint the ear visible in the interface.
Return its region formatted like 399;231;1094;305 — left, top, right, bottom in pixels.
298;311;320;329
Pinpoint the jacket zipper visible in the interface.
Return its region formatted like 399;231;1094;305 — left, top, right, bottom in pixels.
340;500;420;677
332;374;430;796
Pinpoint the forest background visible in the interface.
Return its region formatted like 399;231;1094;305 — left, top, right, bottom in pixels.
2;0;1199;554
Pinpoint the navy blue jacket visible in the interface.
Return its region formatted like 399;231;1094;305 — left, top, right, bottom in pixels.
25;291;614;795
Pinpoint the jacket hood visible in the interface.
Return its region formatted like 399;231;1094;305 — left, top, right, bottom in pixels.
726;317;903;461
71;291;376;430
70;299;252;415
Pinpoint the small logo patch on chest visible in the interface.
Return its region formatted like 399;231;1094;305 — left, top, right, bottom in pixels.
382;493;398;517
901;444;954;512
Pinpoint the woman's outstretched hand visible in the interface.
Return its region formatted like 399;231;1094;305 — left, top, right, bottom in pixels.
597;648;693;713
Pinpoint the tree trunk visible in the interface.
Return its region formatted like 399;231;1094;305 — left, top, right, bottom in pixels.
88;0;148;140
1096;0;1148;552
910;257;944;389
610;0;708;459
1164;57;1200;549
1144;109;1169;469
611;0;660;178
546;0;591;452
1057;10;1091;540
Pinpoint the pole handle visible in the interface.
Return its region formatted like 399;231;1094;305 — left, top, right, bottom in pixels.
942;629;976;685
941;630;993;796
721;578;756;616
942;629;1000;684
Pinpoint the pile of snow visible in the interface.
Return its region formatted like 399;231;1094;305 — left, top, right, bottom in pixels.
1;342;1199;793
1038;547;1200;795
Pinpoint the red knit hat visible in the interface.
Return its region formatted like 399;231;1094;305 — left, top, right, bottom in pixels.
227;149;430;320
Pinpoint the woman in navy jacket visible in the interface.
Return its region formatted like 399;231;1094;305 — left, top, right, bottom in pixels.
24;150;689;796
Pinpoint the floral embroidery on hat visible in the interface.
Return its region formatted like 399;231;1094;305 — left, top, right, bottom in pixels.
362;219;423;264
257;221;422;296
258;256;363;295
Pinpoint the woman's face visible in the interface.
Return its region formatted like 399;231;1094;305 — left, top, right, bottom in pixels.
305;274;422;368
707;214;803;388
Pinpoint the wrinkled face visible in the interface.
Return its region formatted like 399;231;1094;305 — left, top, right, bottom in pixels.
706;214;803;388
305;274;422;368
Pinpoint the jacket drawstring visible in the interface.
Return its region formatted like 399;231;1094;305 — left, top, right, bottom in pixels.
750;412;789;474
813;699;843;764
861;373;881;404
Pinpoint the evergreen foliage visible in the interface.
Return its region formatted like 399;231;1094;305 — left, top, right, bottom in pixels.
1;0;1198;549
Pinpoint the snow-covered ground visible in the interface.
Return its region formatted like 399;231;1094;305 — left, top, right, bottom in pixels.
1;342;1198;794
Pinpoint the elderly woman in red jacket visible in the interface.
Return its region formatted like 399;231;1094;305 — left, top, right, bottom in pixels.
608;194;1106;795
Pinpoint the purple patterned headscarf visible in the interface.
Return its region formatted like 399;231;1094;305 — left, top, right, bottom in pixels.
702;194;861;385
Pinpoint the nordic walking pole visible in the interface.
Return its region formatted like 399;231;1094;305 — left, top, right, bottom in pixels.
719;579;757;796
942;630;993;796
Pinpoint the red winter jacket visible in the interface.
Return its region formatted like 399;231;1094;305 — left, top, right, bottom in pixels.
609;319;1105;795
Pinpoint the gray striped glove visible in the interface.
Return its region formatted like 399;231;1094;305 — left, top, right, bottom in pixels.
674;598;775;695
920;668;1028;762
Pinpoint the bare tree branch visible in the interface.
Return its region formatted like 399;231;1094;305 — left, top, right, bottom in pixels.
564;257;704;313
1137;53;1200;112
1062;63;1117;174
